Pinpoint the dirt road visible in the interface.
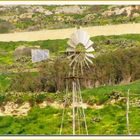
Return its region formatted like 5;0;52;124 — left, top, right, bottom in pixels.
0;23;140;42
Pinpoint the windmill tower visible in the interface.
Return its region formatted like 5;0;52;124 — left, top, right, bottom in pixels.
60;28;95;135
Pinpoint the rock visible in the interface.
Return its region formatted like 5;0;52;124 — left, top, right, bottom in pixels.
0;101;31;117
109;91;121;100
84;14;95;21
28;6;52;15
102;10;115;17
110;99;116;104
38;101;48;108
50;101;63;109
14;45;40;59
44;11;53;16
0;108;5;116
55;6;85;14
0;7;9;12
95;80;100;88
102;6;140;17
92;104;104;109
92;117;101;123
135;6;140;11
27;26;40;31
133;13;140;17
19;13;33;19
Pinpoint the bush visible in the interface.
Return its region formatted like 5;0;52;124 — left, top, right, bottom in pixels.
0;20;14;33
35;94;46;103
0;94;6;105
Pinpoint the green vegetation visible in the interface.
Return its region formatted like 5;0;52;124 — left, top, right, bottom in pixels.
0;5;140;33
1;34;140;93
0;19;14;33
0;80;140;134
83;80;140;105
0;107;61;134
1;34;140;65
0;27;140;134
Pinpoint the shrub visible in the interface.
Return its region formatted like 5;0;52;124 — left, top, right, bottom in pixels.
0;20;14;33
0;94;6;105
35;94;46;103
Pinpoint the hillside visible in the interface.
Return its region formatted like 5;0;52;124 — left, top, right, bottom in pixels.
0;33;140;135
0;5;140;33
0;79;140;134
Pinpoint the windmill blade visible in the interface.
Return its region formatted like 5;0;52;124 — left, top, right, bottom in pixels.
77;29;84;42
78;30;84;41
31;49;49;63
86;53;95;58
80;30;90;46
82;34;90;47
74;31;80;44
86;46;95;52
85;40;93;49
70;32;79;45
67;53;75;59
67;40;76;48
69;52;83;67
85;56;93;64
66;46;75;52
77;29;89;46
84;59;90;69
69;54;79;66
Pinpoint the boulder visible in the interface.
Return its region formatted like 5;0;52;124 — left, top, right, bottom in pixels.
55;6;85;14
14;45;40;60
102;6;140;17
133;13;140;17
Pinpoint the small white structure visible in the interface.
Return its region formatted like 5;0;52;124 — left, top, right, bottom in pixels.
31;49;49;63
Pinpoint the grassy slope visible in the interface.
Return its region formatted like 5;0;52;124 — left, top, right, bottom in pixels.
0;80;140;135
1;5;140;33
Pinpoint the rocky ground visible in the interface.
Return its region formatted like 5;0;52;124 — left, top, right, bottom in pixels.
0;5;140;33
0;93;125;117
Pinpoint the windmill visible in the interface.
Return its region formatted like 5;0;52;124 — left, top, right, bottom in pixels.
60;28;95;135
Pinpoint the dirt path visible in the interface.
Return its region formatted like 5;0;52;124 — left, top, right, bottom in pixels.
0;23;140;42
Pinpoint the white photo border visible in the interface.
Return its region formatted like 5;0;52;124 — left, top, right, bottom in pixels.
0;1;140;140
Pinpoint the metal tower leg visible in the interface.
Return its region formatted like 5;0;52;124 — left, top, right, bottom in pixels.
60;78;88;135
72;80;76;135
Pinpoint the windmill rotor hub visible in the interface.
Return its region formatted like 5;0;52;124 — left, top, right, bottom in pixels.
75;43;86;52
